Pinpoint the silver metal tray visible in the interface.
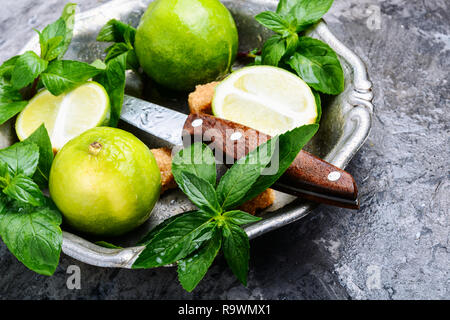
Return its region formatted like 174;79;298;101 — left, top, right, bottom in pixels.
7;0;373;268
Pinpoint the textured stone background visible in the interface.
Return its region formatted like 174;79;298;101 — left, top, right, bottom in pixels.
0;0;448;300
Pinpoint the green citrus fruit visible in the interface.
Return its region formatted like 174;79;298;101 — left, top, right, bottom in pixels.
134;0;238;91
212;66;319;136
16;81;110;152
49;127;161;236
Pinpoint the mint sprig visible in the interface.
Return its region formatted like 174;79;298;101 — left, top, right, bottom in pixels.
0;126;63;275
133;124;319;291
97;19;139;71
0;3;128;127
253;0;344;95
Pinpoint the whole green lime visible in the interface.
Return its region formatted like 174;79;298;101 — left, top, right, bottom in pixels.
134;0;238;91
49;127;161;236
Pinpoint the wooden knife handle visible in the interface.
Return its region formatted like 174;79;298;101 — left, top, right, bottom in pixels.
182;113;359;209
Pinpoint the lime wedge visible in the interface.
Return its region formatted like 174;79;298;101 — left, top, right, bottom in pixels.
16;81;110;151
212;66;318;136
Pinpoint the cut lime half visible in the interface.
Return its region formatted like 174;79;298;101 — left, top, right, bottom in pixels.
16;81;110;151
212;66;318;136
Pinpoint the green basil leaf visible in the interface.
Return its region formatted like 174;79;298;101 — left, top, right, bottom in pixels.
0;205;62;275
241;124;319;202
23;124;54;188
255;11;291;35
0;101;28;126
261;35;286;66
2;174;45;207
132;211;214;269
94;52;127;127
222;223;250;286
290;0;334;30
97;19;137;45
172;143;217;187
176;171;221;215
223;210;262;225
177;227;222;292
0;142;40;177
287;37;344;94
216;135;278;211
10;51;48;90
41;60;102;96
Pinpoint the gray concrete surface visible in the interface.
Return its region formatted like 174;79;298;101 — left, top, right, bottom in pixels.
0;0;448;299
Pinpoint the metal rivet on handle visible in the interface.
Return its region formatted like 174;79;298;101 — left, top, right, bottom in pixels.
327;171;341;181
191;119;203;127
230;132;242;141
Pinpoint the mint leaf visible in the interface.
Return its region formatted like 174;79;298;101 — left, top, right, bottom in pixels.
38;3;77;61
105;43;130;63
94;52;127;127
41;60;102;96
241;124;319;202
255;11;291;36
104;43;139;71
172;142;217;187
59;3;77;59
132;211;215;269
97;19;136;44
216;136;278;211
2;174;45;206
177;227;222;292
0;205;62;275
10;51;48;90
261;35;286;66
38;19;66;61
23;125;54;188
176;171;221;215
0;84;27;125
222;223;250;286
290;0;334;31
0;56;19;81
223;210;262;226
276;0;300;16
0;142;39;177
137;211;192;246
287;37;344;94
0;101;28;126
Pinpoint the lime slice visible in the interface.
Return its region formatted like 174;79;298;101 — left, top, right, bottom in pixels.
212;66;318;136
16;81;110;151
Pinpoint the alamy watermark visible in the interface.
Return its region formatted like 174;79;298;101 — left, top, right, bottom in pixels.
179;124;281;175
66;265;81;290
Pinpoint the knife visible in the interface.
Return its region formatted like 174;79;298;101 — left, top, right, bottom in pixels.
120;95;359;209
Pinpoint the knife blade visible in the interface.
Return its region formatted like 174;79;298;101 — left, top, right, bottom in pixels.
120;95;359;209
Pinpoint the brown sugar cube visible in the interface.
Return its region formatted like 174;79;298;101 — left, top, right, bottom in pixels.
238;188;276;215
150;147;177;194
188;81;220;115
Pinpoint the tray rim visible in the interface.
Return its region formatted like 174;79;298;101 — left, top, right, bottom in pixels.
18;0;373;269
